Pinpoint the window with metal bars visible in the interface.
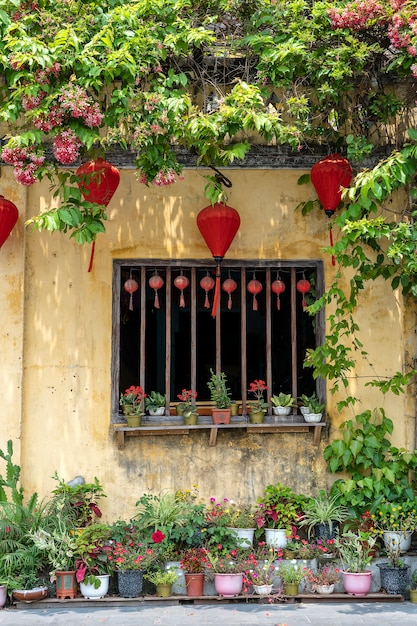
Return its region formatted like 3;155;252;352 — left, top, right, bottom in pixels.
111;259;324;420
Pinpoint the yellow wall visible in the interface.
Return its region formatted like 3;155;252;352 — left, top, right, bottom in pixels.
0;165;414;520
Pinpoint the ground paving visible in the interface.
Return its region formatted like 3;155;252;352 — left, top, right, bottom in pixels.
1;602;417;625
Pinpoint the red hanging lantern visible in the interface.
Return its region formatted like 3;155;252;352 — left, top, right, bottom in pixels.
149;272;164;309
197;203;240;317
311;154;352;266
222;277;237;310
124;277;139;311
200;273;215;309
247;278;263;311
0;196;18;248
174;274;189;308
271;278;286;310
296;278;310;309
76;158;121;272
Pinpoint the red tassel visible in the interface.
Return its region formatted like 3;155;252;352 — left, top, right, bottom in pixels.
277;296;281;311
228;294;232;310
204;293;210;308
180;292;185;308
330;227;335;266
154;293;160;309
129;294;133;311
253;295;258;311
211;265;221;317
302;297;306;309
87;241;95;272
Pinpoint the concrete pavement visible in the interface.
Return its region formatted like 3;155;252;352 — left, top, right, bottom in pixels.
1;601;417;625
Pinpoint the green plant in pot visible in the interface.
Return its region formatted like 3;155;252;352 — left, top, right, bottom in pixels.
145;391;166;416
144;566;178;596
299;491;348;540
333;531;376;596
207;369;232;424
247;379;268;423
176;389;198;425
271;392;295;417
255;482;308;548
279;562;306;595
49;473;106;528
119;385;146;426
74;523;113;590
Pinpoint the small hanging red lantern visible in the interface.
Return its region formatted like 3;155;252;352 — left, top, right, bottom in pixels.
149;272;164;309
200;273;215;309
197;203;240;317
310;154;352;266
222;277;237;310
296;277;310;309
247;277;263;311
76;158;121;272
124;277;139;311
174;274;189;308
271;278;286;310
0;196;19;248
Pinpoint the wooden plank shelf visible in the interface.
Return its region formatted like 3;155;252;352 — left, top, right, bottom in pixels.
113;419;325;449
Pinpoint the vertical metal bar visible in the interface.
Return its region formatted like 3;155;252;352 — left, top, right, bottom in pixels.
291;267;298;404
241;267;247;415
140;266;146;390
165;267;172;407
266;268;272;406
191;267;197;391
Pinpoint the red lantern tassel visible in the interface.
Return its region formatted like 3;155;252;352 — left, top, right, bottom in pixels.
154;292;160;309
228;294;232;310
87;241;95;273
211;265;221;318
253;295;258;311
204;292;210;308
329;227;335;266
129;293;134;311
179;291;185;308
277;296;281;311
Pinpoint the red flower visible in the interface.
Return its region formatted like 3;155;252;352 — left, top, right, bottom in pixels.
152;530;166;543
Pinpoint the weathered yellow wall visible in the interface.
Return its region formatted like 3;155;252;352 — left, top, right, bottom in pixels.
0;166;414;521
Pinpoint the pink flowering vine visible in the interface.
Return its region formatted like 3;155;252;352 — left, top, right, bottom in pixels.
52;130;82;164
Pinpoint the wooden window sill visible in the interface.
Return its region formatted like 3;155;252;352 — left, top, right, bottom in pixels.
113;416;325;449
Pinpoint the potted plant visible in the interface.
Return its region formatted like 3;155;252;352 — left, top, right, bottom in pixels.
299;491;349;540
333;531;377;596
247;379;268;423
30;513;78;599
279;562;306;596
144;566;178;597
49;473;105;528
301;393;325;422
410;569;417;603
218;500;256;548
372;498;417;554
376;533;411;595
305;565;340;594
145;391;166;416
271;392;295;416
255;482;308;548
206;548;245;597
110;533;159;598
244;544;278;595
179;547;208;596
74;523;113;599
119;385;146;426
176;389;198;425
207;369;232;424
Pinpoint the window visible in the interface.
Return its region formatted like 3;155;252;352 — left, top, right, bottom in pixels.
112;260;324;420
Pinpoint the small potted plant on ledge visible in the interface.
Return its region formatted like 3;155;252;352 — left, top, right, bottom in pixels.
180;547;208;596
206;548;245;597
145;391;166;416
176;389;198;425
279;562;306;596
305;564;340;594
271;393;295;418
247;379;268;423
74;523;113;599
207;369;232;424
119;385;146;427
299;393;325;423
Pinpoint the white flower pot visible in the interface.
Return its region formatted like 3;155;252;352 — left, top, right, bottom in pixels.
148;407;165;416
316;583;334;594
272;406;291;416
265;528;287;548
227;527;255;548
300;406;309;416
80;574;110;599
254;583;273;595
383;530;412;553
303;412;322;423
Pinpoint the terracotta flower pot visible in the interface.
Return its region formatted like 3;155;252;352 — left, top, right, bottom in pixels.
184;573;204;597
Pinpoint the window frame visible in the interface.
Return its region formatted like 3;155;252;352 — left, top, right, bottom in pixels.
111;258;325;422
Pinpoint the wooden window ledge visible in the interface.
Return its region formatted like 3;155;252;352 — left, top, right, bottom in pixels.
113;416;325;449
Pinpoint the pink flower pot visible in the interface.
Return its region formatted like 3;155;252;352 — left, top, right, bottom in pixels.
342;570;372;596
